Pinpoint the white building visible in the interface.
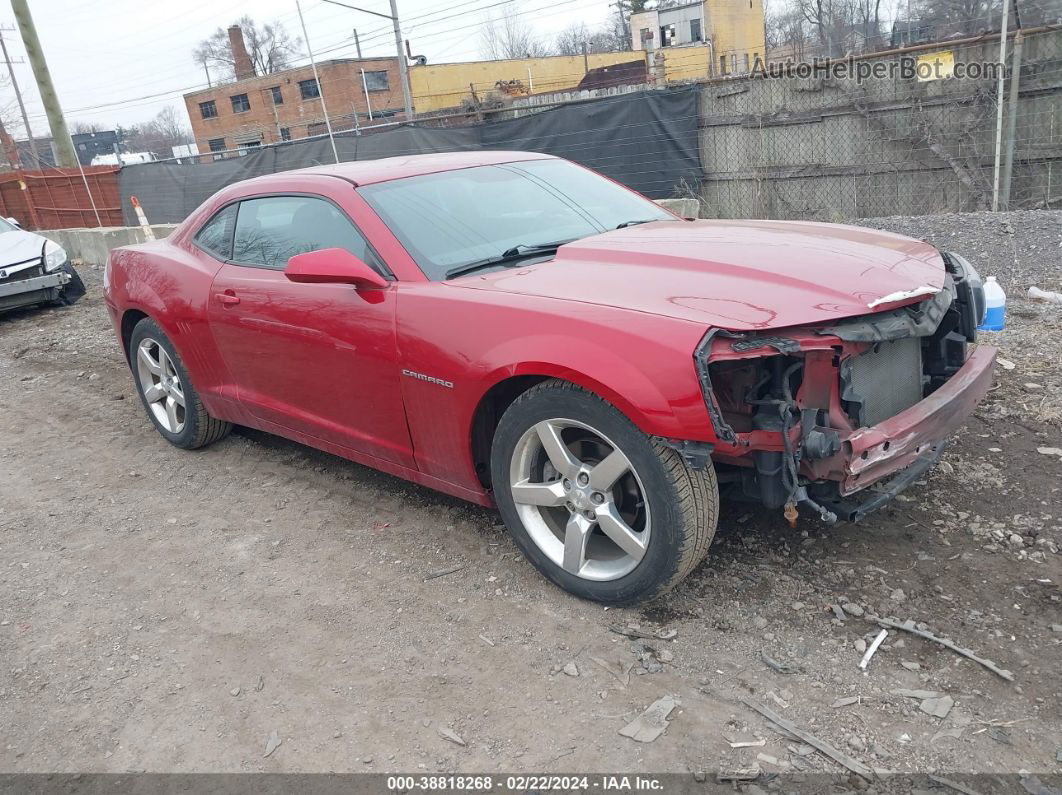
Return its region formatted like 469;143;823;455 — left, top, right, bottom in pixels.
630;1;705;51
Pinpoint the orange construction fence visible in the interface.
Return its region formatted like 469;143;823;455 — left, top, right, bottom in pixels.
0;166;122;230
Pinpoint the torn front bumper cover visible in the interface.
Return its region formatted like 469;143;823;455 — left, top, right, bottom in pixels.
0;265;78;313
819;344;996;520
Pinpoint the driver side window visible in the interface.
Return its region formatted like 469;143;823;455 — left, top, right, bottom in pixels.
231;195;384;272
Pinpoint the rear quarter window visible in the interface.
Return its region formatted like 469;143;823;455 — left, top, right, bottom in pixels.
193;204;238;260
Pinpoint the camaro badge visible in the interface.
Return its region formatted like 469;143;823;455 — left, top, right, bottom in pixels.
402;369;454;388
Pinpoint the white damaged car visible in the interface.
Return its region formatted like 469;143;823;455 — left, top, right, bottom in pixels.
0;216;85;314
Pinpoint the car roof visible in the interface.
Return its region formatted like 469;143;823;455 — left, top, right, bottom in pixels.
237;150;558;189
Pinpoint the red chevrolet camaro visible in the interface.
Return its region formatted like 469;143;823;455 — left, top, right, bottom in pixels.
104;151;995;603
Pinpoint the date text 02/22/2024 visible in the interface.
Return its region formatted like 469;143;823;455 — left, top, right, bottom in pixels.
385;775;664;791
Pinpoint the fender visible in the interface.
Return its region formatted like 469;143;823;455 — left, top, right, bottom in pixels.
474;334;694;437
402;329;716;493
111;246;234;417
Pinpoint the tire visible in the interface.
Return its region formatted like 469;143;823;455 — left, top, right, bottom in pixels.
128;317;231;450
491;379;718;604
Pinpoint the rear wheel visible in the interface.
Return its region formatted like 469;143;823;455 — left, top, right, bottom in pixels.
491;380;718;604
129;317;231;449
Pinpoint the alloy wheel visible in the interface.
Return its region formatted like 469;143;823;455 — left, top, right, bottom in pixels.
508;418;650;581
136;338;186;434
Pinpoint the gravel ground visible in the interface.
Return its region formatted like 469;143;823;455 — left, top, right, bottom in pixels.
1;211;1060;784
861;209;1062;290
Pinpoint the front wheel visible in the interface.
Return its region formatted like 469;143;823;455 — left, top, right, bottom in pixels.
491;380;718;604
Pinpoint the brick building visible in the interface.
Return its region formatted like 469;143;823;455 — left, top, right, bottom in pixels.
183;26;403;157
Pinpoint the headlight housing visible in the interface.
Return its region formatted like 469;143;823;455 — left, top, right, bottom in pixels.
43;240;68;272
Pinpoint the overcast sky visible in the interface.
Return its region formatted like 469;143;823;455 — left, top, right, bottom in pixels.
3;0;615;136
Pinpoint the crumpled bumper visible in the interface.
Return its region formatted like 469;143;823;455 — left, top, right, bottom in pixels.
0;270;70;312
840;344;997;496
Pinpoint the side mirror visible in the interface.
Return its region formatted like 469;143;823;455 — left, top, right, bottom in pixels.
7;216;22;229
285;248;389;289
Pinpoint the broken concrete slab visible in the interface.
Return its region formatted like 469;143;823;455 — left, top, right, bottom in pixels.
893;689;943;700
920;695;955;719
619;696;678;743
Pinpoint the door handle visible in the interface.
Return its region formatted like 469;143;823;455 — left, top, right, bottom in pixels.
215;291;240;307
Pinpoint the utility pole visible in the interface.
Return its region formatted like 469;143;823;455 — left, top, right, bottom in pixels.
991;0;1012;211
1000;30;1024;210
10;0;77;168
388;0;414;121
322;0;414;122
353;28;363;59
0;27;37;168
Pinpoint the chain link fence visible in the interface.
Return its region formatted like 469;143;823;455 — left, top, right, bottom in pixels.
694;27;1062;219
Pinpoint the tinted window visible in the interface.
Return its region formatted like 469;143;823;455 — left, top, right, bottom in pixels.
231;196;382;272
194;204;238;259
358;159;672;280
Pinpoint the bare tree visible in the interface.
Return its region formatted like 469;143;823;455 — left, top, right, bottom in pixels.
481;3;552;60
766;4;813;59
72;120;106;135
554;22;617;56
796;0;839;56
602;4;633;51
152;107;192;146
120;106;193;157
851;0;884;51
193;16;302;81
555;22;591;56
910;0;1000;38
767;0;908;58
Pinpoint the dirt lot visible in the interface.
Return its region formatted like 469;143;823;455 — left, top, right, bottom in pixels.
1;210;1060;782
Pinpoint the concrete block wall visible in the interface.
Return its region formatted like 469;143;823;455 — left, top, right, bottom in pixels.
42;225;177;265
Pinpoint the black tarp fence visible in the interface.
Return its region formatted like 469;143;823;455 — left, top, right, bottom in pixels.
119;87;701;226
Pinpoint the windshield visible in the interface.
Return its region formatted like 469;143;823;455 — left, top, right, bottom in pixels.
358;159;674;280
0;216;18;233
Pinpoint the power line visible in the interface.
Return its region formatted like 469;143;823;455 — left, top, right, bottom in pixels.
19;0;602;121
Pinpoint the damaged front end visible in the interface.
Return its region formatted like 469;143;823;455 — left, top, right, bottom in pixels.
694;251;996;524
0;238;85;314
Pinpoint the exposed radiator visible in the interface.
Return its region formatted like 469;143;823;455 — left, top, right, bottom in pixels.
846;337;925;427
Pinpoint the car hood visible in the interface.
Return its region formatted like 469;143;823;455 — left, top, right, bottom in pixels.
456;220;946;331
0;229;46;267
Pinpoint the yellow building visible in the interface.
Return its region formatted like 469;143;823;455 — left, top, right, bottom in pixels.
409;52;641;113
631;0;766;81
